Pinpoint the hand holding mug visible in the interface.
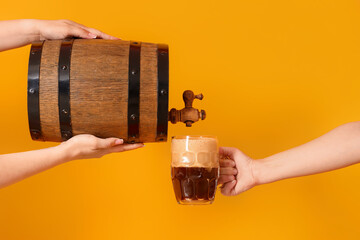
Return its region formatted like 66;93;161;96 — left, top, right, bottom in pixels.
219;147;257;196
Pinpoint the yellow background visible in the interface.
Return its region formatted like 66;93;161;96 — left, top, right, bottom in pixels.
1;0;360;239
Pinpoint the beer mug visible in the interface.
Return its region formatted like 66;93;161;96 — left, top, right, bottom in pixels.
171;136;219;205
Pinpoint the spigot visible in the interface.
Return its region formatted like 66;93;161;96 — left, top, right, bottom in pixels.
169;90;206;127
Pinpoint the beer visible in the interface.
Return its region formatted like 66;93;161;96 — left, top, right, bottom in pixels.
172;167;219;202
171;136;219;205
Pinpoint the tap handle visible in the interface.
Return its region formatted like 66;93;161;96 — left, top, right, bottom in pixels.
183;90;203;108
195;93;203;100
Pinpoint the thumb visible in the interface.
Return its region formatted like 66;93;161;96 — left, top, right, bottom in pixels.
219;147;238;160
97;138;123;149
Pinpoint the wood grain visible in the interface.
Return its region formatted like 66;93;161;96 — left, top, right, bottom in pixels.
70;39;129;139
39;40;61;141
139;42;158;142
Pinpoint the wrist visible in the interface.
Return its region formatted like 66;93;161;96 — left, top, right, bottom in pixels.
20;19;41;42
54;143;77;163
251;157;277;186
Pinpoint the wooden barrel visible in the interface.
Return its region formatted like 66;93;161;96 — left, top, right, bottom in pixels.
27;39;169;143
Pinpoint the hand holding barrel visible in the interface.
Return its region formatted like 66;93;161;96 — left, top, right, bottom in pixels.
0;19;140;189
0;19;118;51
0;135;144;188
34;19;119;41
60;134;144;160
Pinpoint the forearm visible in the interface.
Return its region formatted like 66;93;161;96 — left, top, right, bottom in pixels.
0;19;39;51
0;145;71;188
0;135;142;189
253;122;360;185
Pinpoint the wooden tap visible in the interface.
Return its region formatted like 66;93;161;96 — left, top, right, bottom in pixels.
168;90;206;127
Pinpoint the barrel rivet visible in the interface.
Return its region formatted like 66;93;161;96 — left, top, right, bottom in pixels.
62;109;68;114
32;131;40;139
130;114;136;120
62;131;71;139
61;65;67;70
29;88;36;94
131;69;137;75
160;89;167;96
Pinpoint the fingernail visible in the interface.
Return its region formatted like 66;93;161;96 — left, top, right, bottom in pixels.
88;32;97;39
115;139;123;145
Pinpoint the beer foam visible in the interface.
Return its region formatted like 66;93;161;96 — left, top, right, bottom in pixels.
171;137;219;168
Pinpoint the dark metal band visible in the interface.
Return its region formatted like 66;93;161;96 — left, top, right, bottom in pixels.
156;44;169;142
58;39;74;141
28;41;44;140
127;41;141;143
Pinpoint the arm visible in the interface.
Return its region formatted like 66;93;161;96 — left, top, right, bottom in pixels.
0;19;118;51
0;134;143;189
0;20;126;188
219;121;360;196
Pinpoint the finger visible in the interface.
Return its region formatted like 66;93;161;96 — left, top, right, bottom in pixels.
219;147;238;160
220;159;235;167
66;26;97;39
61;20;119;40
87;28;120;40
220;167;238;175
221;180;237;196
97;138;123;149
108;143;144;153
218;175;235;184
62;19;87;28
70;23;119;39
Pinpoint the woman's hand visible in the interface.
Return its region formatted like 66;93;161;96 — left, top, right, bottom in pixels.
0;19;119;51
33;19;119;40
219;122;360;197
219;147;257;196
0;134;143;188
59;134;144;161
